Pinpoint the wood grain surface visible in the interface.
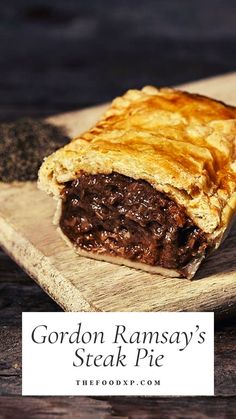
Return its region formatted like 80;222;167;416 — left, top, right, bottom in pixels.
1;73;236;315
0;395;236;419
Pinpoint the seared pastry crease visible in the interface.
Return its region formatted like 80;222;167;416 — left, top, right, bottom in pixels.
38;87;236;278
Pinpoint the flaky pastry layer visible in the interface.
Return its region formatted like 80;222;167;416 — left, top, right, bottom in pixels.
38;87;236;248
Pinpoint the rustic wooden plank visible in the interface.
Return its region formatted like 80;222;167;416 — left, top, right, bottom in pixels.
0;395;235;418
1;73;236;315
109;396;236;419
0;396;121;419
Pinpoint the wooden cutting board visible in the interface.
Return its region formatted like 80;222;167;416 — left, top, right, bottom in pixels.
1;72;236;316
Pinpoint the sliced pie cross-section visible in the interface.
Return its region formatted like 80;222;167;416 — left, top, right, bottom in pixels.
38;87;236;278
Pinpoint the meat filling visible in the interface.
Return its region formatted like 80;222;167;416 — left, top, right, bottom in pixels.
60;172;208;273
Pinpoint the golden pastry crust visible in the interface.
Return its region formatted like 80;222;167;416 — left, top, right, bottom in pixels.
38;87;236;248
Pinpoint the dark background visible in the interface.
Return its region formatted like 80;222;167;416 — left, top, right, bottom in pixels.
0;1;236;418
1;0;236;121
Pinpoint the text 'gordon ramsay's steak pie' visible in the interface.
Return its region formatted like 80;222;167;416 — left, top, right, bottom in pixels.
38;87;236;278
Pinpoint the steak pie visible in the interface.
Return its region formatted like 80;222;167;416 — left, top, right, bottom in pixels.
38;87;236;278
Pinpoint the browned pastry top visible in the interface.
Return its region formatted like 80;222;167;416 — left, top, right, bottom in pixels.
38;87;236;242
